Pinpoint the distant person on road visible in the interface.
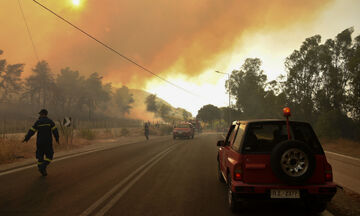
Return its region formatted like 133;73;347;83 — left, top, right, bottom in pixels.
144;122;149;140
23;109;59;176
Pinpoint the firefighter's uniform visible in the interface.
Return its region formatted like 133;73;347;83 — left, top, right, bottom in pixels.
24;116;59;174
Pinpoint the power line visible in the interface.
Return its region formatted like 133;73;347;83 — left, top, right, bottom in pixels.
18;0;40;62
32;0;202;98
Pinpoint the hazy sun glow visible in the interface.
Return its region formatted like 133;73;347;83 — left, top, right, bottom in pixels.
145;71;230;116
72;0;80;7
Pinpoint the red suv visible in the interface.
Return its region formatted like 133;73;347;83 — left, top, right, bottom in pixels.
173;123;194;139
217;117;336;213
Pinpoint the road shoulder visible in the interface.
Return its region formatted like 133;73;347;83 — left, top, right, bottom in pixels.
0;135;169;173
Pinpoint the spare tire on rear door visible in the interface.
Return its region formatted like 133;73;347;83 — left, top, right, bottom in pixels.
270;140;316;185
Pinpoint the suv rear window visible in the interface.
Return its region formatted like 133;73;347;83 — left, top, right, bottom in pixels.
242;122;323;154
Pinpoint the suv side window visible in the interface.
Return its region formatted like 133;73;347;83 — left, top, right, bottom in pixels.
232;124;245;152
229;125;239;146
225;124;236;146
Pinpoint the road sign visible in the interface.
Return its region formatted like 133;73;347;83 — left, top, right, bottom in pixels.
63;117;72;127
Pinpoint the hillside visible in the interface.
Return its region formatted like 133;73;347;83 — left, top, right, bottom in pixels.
127;89;190;122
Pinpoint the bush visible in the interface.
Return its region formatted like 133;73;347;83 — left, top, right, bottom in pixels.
314;110;359;140
159;125;172;135
120;128;130;136
104;128;112;135
78;128;96;140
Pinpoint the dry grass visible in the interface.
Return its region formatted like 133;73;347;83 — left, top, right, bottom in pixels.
0;138;36;164
94;127;144;139
0;126;170;165
0;131;93;164
321;138;360;158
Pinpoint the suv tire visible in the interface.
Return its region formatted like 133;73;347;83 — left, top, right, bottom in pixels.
217;163;226;183
227;174;239;212
270;140;316;185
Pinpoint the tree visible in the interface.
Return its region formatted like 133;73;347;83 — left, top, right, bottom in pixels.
114;86;134;116
263;80;287;118
197;104;221;125
349;34;360;120
55;67;85;116
0;50;24;102
220;107;242;124
317;28;354;114
145;94;158;113
82;72;110;120
227;58;268;118
182;109;192;121
24;60;55;109
159;103;171;122
284;35;322;122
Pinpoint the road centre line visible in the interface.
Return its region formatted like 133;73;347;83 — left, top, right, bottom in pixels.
80;144;177;216
94;145;176;216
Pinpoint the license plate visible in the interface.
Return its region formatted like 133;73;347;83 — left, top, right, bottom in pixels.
270;189;300;199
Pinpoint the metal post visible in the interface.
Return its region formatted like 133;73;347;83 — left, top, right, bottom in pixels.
286;116;291;140
228;73;231;126
215;70;231;127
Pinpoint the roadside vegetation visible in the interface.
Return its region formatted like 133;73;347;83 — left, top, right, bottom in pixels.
197;28;360;145
0;124;172;164
0;56;137;122
0;50;191;164
145;94;192;123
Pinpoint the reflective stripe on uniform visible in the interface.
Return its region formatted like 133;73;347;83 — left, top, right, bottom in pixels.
37;161;43;165
51;126;57;131
44;157;52;162
30;127;37;132
38;124;51;127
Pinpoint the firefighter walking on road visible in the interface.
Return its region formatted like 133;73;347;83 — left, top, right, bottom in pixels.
23;109;59;176
144;122;149;140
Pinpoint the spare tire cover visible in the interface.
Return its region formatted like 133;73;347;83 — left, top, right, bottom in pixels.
270;140;316;185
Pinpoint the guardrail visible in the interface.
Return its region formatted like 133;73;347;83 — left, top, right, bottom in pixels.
325;151;360;194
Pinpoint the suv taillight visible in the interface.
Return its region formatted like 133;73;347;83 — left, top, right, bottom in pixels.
324;161;333;182
234;164;243;181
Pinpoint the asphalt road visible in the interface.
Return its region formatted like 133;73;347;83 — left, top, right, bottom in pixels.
325;151;360;194
0;133;333;216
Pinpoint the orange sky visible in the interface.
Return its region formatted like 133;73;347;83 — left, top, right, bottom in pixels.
1;0;359;115
1;0;331;82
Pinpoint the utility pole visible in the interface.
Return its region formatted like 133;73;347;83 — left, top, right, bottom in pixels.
215;71;231;126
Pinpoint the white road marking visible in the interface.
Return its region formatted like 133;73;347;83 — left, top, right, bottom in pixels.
80;145;176;216
0;164;38;177
95;146;175;216
325;151;360;162
0;140;147;177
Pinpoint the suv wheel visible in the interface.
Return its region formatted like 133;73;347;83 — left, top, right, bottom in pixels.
217;163;225;183
227;174;239;212
271;140;315;185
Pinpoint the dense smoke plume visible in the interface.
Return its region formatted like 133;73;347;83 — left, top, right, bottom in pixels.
1;0;332;87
